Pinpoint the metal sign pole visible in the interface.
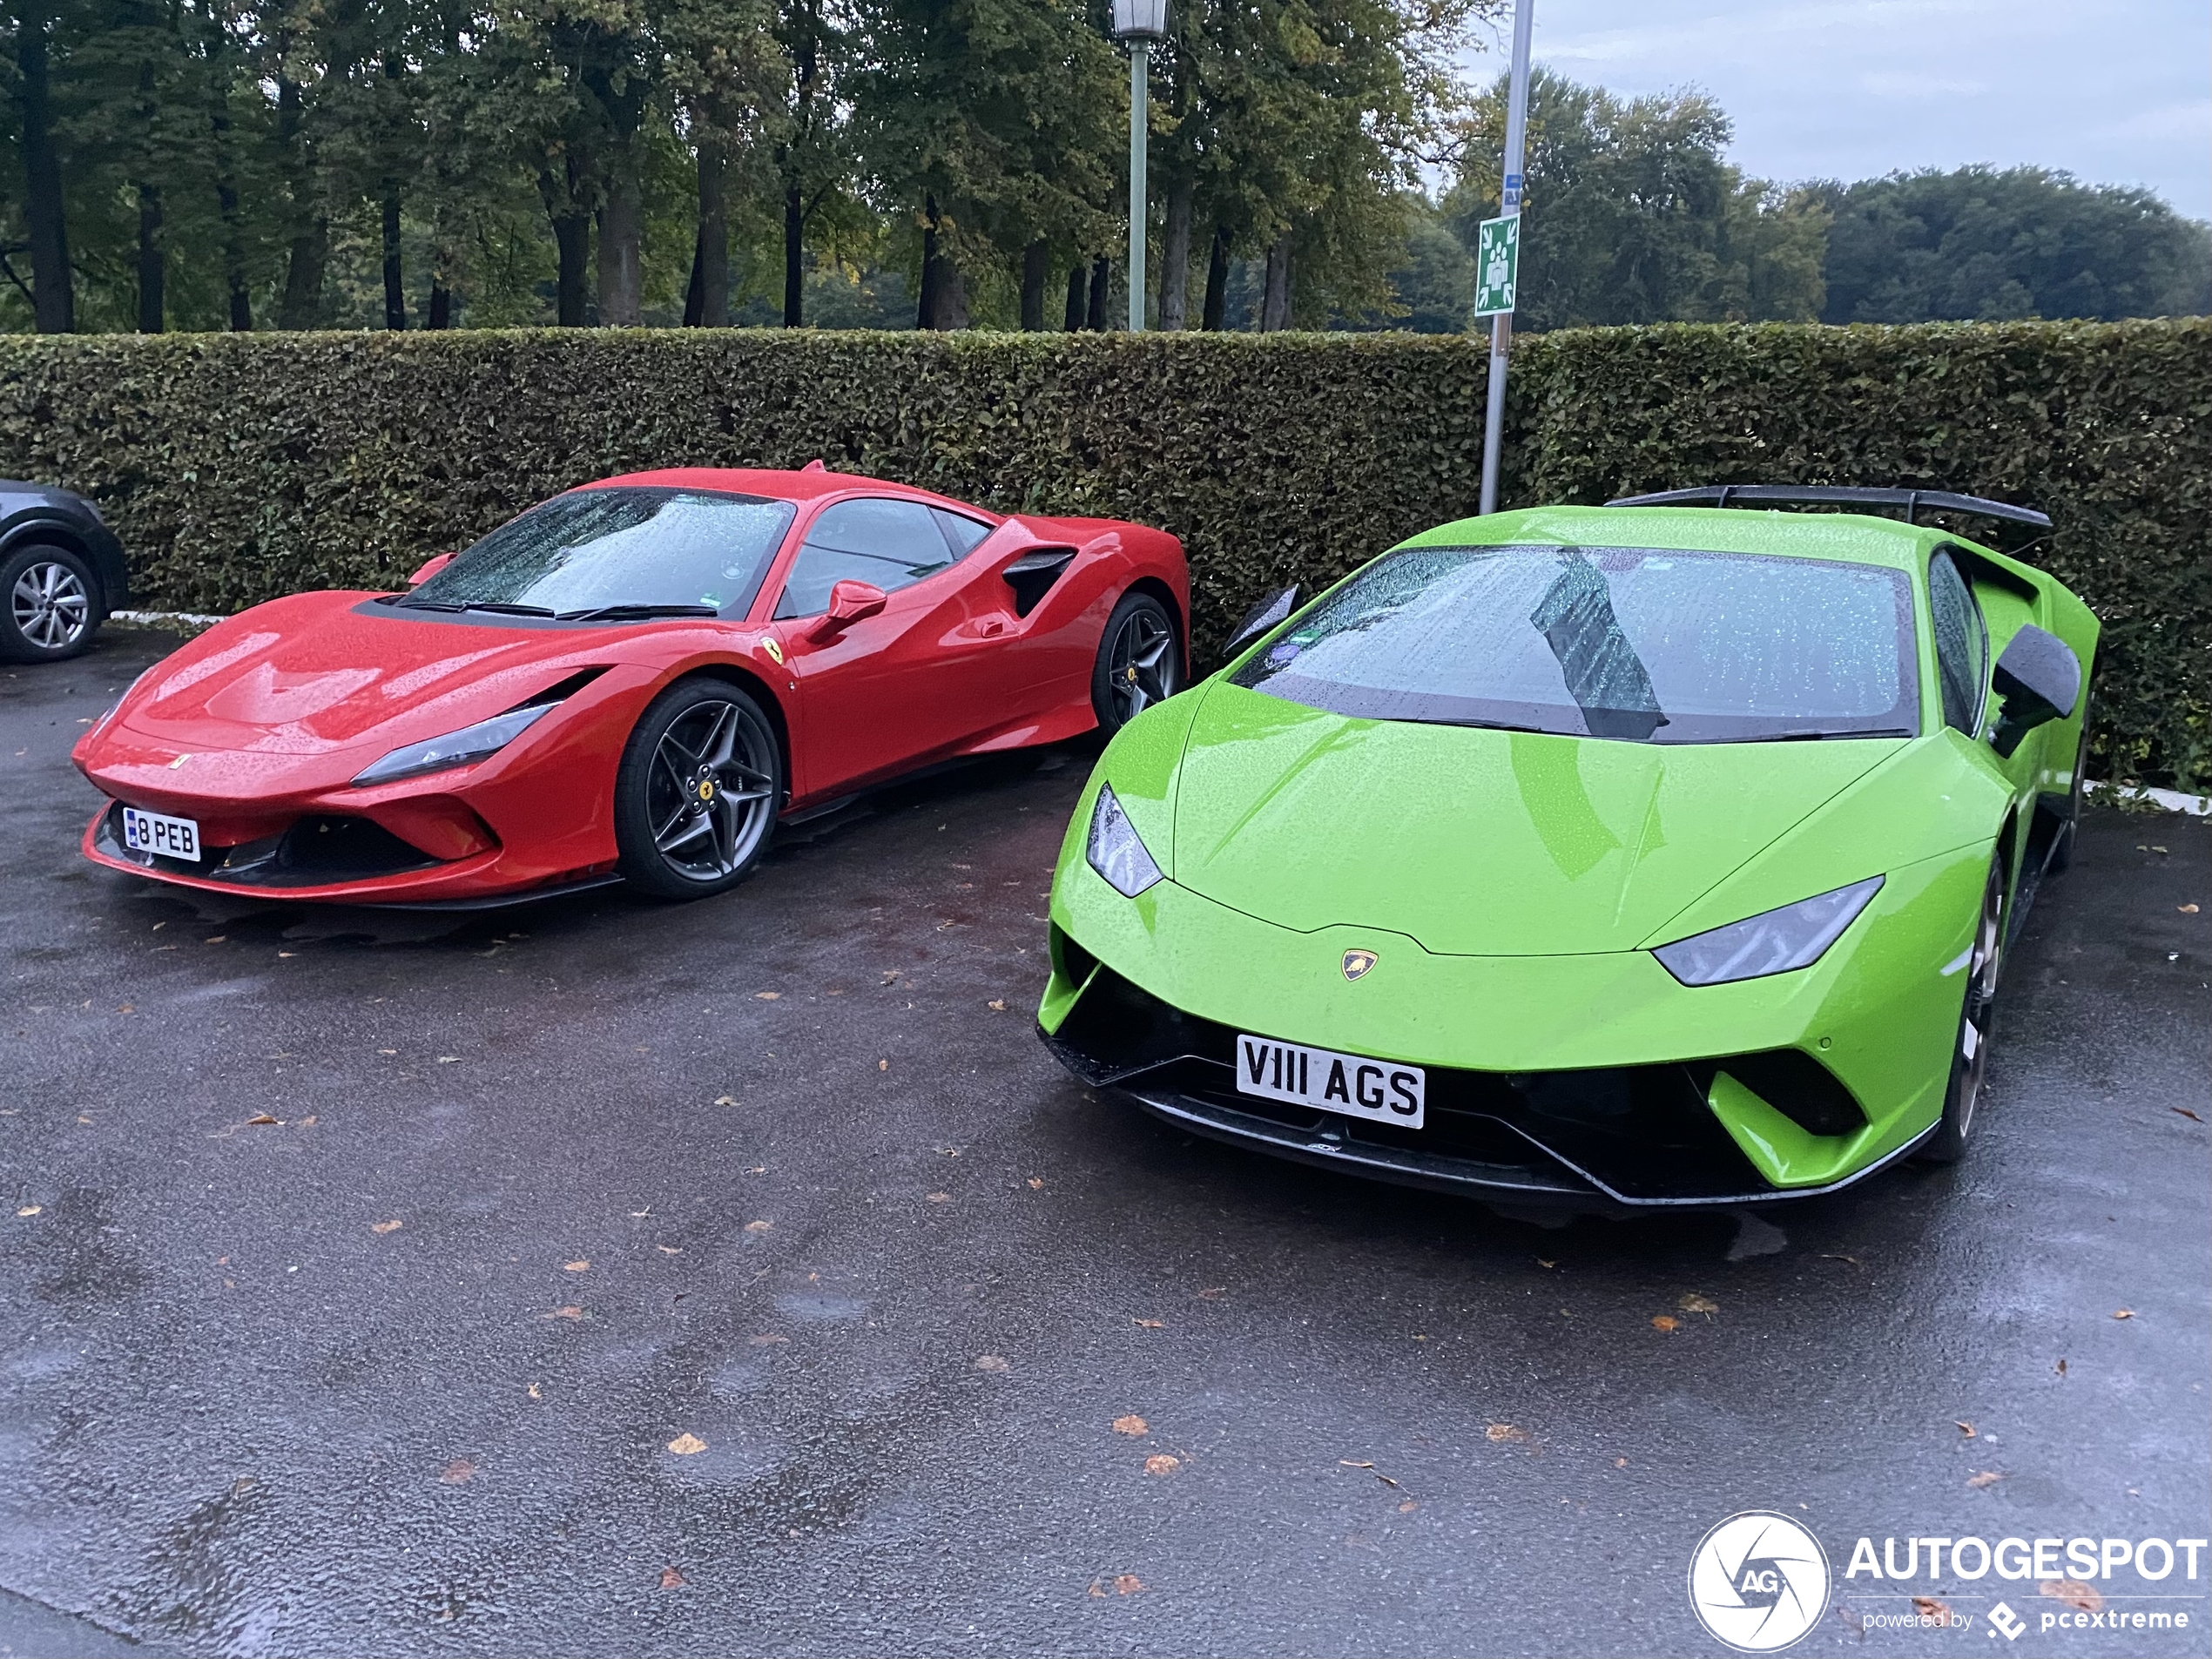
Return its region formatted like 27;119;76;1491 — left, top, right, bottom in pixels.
1130;40;1149;333
1477;0;1534;515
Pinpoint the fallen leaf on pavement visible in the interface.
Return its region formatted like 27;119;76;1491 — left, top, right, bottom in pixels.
1027;1177;1044;1190
1486;1423;1527;1443
666;1433;707;1455
17;1205;42;1217
371;1218;402;1235
2113;1308;2134;1319
1113;1575;1143;1595
246;1113;279;1125
1912;1597;1955;1625
1967;1470;2004;1487
878;1059;889;1070
436;1056;460;1064
754;991;780;1001
974;1354;1009;1372
1143;1454;1180;1475
1679;1293;1719;1316
1615;1456;1629;1467
1820;1252;1861;1265
2056;1358;2067;1376
1956;1420;1975;1437
744;1220;772;1234
2040;1579;2102;1612
657;1244;682;1255
2182;903;2200;914
564;1260;589;1272
988;999;1007;1012
1112;1415;1149;1436
1397;1500;1418;1514
926;1191;951;1204
1339;1460;1374;1468
2174;1107;2206;1123
1196;1287;1225;1299
1536;1258;1555;1269
441;1458;475;1484
659;1567;686;1589
1650;1315;1680;1332
528;1382;542;1399
712;1096;738;1107
1133;1318;1164;1329
542;1305;583;1321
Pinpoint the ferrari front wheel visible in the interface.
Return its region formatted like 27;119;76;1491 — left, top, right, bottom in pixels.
1919;858;2006;1164
1092;591;1179;733
614;678;784;900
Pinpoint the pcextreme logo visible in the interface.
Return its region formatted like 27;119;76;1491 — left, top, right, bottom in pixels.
1689;1512;1831;1652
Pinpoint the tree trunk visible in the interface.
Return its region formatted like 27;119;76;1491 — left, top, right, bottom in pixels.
428;282;451;328
212;112;251;330
276;76;328;329
540;165;591;327
1086;256;1110;330
1020;239;1049;331
916;199;940;329
597;141;643;326
690;138;727;327
1201;226;1229;331
1063;265;1086;330
381;186;406;328
135;184;164;333
782;176;804;327
1157;179;1193;330
18;0;72;334
1260;228;1293;331
917;195;967;330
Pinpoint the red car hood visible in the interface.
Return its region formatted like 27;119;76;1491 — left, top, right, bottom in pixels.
99;592;608;758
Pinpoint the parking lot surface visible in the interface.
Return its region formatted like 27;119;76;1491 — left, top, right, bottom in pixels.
3;629;2208;1658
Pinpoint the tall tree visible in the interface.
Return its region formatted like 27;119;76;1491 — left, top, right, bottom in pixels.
11;0;77;329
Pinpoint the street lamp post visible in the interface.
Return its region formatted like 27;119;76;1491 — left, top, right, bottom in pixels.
1477;0;1534;514
1111;0;1167;332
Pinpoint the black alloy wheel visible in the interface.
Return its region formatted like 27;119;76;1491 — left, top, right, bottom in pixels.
0;543;99;664
614;678;784;900
1092;591;1179;733
1918;857;2006;1164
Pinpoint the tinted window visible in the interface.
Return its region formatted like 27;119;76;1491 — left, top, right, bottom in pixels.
405;488;794;617
1229;543;1919;744
775;498;962;619
1926;550;1986;735
932;508;994;556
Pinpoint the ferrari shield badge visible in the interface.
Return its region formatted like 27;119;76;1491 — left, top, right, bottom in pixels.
1341;948;1379;981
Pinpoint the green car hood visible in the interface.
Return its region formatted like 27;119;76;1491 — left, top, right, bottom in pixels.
1168;683;1903;956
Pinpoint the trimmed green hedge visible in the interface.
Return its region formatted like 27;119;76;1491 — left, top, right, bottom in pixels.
1;320;2204;786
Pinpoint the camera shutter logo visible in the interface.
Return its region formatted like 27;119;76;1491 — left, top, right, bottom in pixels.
1688;1512;1831;1652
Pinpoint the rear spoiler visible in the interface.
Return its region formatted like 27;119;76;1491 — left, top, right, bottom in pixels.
1604;485;2051;532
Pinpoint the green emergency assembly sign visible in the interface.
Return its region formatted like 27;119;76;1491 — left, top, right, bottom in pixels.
1473;213;1520;317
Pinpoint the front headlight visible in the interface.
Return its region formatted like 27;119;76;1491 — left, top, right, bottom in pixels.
352;705;552;787
1653;875;1884;987
1086;783;1163;897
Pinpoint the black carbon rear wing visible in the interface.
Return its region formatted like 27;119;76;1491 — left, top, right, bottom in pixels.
1604;485;2052;531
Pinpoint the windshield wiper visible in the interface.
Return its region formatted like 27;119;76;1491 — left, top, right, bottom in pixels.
555;603;720;622
462;602;558;617
388;597;465;611
1740;728;1914;742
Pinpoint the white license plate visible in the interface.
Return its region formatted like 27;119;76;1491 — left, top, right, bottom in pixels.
1235;1034;1426;1129
121;806;200;860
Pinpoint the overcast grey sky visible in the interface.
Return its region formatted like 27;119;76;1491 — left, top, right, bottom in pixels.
1464;0;2212;219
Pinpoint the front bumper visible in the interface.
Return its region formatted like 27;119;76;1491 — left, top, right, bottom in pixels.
1039;853;1985;1209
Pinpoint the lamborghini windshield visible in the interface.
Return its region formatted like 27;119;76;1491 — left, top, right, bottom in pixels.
399;488;796;618
1230;543;1919;743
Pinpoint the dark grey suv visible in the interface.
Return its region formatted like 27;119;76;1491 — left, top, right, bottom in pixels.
0;482;130;663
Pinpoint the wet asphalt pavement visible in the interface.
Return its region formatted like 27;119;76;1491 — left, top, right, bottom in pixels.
3;628;2208;1659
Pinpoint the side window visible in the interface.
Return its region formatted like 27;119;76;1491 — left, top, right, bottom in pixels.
775;498;960;619
932;508;994;557
1926;550;1988;735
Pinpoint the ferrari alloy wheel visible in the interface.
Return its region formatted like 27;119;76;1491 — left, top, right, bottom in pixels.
1919;858;2006;1164
1092;591;1179;733
0;544;99;664
614;678;784;900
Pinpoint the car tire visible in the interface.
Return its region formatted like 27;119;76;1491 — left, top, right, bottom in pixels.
613;678;784;901
1091;590;1180;734
1917;857;2006;1165
0;543;102;664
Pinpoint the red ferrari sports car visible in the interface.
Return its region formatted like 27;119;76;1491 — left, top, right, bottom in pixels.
73;465;1188;906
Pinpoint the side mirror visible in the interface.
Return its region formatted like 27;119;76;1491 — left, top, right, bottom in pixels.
812;578;887;639
1988;623;2082;759
1224;584;1298;656
408;552;455;586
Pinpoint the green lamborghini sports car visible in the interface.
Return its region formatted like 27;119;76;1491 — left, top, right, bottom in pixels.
1036;486;2097;1210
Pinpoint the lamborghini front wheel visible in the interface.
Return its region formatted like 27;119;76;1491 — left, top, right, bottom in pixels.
1919;857;2006;1164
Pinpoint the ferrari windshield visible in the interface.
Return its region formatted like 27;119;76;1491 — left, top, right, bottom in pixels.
1230;543;1919;743
401;488;796;617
